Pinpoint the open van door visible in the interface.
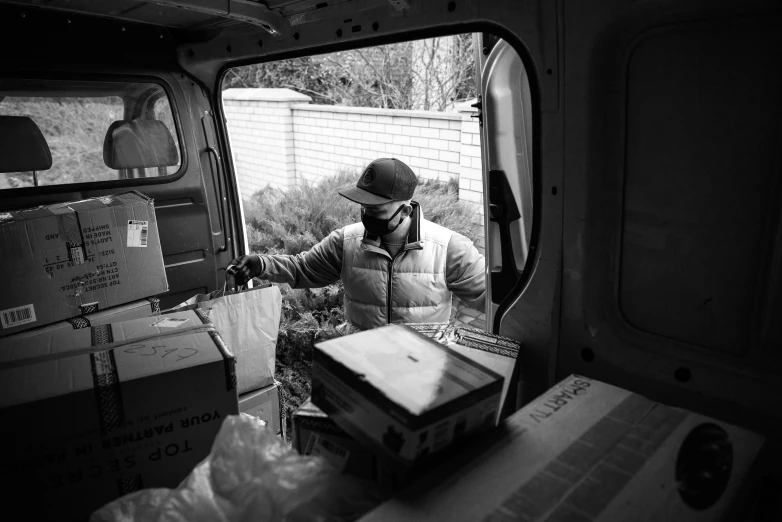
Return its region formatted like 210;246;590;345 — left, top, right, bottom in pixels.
476;35;559;413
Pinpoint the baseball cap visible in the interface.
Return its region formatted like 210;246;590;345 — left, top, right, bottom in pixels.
338;158;417;205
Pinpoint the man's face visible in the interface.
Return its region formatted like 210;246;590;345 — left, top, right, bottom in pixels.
360;201;401;220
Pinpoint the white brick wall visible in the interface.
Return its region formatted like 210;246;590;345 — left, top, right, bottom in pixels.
289;104;465;188
224;88;312;196
222;89;486;253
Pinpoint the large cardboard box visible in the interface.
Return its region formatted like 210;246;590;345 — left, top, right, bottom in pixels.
0;297;161;347
0;310;238;522
406;322;521;423
293;397;378;480
239;381;285;439
0;191;167;337
0;308;209;362
360;375;766;522
312;324;503;466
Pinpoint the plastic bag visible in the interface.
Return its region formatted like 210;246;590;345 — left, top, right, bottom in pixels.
91;414;385;522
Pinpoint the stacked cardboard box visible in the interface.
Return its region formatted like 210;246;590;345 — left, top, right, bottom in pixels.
239;381;286;440
292;323;521;487
0;191;167;337
0;310;238;522
0;297;161;345
311;324;504;480
360;375;766;522
293;398;379;480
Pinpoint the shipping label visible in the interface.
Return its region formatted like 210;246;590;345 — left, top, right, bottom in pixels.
0;304;37;329
127;220;148;248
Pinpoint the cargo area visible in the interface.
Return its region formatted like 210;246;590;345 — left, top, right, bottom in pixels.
1;0;781;521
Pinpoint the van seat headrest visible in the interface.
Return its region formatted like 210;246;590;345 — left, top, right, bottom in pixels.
0;115;53;173
103;119;178;170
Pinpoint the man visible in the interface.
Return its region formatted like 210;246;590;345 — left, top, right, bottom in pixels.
229;157;485;332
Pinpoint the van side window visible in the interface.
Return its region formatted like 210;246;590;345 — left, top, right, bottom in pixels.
0;79;181;189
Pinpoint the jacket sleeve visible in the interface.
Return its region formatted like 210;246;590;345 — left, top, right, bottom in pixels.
445;232;486;310
259;228;344;288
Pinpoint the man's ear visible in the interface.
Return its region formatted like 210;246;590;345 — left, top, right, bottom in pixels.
401;203;413;219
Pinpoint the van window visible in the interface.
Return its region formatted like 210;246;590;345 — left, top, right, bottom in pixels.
0;79;181;189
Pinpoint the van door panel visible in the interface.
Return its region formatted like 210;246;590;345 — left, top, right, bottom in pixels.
558;0;782;432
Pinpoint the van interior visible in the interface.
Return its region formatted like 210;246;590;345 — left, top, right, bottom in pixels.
1;0;780;519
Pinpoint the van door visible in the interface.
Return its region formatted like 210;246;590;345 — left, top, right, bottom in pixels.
476;35;561;410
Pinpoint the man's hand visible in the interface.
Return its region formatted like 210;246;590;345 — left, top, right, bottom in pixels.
227;255;262;286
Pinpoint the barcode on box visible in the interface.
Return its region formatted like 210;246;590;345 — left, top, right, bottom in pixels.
309;434;351;471
0;304;37;329
127;220;149;248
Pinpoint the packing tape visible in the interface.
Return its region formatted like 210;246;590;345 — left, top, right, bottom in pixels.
147;297;161;314
90;349;124;435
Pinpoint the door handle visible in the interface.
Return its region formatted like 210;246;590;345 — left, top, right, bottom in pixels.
488;169;522;304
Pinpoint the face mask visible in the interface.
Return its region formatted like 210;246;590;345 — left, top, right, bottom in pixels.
362;204;406;236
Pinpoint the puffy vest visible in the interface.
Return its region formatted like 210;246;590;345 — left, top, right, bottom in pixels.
341;211;454;331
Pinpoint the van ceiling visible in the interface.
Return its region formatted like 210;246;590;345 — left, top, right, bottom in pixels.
2;0;376;33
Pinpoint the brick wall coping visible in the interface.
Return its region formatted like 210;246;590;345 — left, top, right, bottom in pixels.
290;103;464;121
223;88;313;102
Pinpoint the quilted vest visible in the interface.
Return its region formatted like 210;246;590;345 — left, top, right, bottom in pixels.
341;207;454;331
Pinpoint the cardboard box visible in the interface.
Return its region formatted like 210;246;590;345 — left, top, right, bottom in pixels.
312;324;503;466
0;297;160;347
360;375;766;522
293;397;378;480
0;308;210;362
0;310;238;522
239;381;284;439
406;322;521;423
0;191;168;337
